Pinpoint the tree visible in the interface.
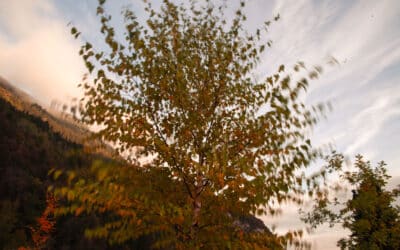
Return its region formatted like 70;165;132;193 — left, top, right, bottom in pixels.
54;0;329;248
302;154;400;250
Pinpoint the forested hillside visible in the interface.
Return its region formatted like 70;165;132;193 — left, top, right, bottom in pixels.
0;91;117;249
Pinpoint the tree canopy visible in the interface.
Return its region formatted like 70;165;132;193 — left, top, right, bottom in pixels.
302;154;400;250
54;0;330;249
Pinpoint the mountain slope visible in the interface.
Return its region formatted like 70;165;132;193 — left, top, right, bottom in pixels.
0;88;112;249
0;76;89;144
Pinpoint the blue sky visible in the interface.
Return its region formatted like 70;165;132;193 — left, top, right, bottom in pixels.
0;1;399;249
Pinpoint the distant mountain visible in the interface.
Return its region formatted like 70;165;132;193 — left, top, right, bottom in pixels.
0;76;89;144
0;77;115;159
0;76;36;109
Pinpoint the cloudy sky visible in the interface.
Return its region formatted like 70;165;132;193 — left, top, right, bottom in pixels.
0;0;399;249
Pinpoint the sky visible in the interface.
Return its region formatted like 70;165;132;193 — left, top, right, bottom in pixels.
0;0;399;249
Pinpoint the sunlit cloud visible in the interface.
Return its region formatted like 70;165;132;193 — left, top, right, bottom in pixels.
0;0;84;106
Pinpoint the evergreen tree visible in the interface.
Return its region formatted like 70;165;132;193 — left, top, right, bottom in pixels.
303;154;400;250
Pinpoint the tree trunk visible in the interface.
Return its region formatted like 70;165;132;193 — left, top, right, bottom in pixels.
191;186;202;239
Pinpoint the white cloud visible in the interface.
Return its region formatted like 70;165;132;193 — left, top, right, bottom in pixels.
345;94;400;156
0;0;84;106
0;0;56;39
259;0;400;162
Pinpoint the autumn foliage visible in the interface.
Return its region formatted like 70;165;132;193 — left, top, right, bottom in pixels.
54;0;331;249
19;193;56;250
